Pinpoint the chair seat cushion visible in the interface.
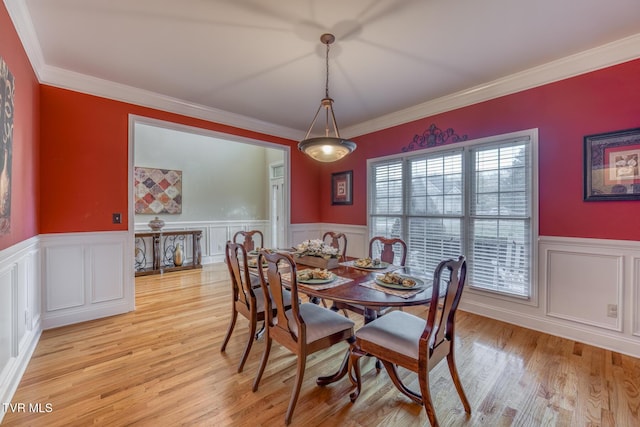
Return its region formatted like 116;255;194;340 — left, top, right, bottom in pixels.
254;287;292;313
355;310;425;360
286;303;355;344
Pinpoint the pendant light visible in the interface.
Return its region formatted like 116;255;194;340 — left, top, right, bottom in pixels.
298;33;356;162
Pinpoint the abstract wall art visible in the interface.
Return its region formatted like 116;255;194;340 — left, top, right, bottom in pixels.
134;167;183;214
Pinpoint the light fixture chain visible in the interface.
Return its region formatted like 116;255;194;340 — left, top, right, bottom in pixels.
325;41;330;99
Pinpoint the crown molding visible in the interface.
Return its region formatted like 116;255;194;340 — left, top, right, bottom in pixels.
6;0;640;141
38;65;304;140
343;34;640;138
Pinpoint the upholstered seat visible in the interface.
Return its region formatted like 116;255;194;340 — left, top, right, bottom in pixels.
285;303;355;344
349;256;470;427
353;310;425;359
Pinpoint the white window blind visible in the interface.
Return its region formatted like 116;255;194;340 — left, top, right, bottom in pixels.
368;132;534;299
468;140;531;296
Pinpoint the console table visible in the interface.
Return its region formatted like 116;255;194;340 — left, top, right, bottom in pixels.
134;229;203;276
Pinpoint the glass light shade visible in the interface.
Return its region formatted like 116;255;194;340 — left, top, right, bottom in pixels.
298;137;357;162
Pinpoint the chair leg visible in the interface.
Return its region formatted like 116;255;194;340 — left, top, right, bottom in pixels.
446;352;471;414
417;369;439;427
252;334;272;392
220;309;237;352
348;347;364;402
381;361;422;405
237;315;257;373
284;355;306;425
255;321;266;340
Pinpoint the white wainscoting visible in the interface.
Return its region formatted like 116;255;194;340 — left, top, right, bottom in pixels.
462;236;640;357
0;237;40;423
134;220;271;264
40;231;134;330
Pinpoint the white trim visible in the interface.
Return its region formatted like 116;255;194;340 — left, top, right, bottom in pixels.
343;35;640;138
4;0;640;139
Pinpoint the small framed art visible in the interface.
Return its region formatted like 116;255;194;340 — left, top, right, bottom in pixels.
584;127;640;201
331;170;353;205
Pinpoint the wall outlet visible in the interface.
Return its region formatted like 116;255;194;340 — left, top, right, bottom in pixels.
112;213;122;224
607;304;618;318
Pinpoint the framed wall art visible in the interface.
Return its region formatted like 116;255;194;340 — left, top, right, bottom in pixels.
584;127;640;201
331;170;353;205
134;166;183;213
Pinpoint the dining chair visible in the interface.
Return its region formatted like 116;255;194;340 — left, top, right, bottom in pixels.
348;256;470;427
253;250;355;425
369;236;407;266
233;229;264;253
334;236;408;317
322;231;347;261
220;241;291;373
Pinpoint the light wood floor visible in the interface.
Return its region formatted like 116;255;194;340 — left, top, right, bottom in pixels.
3;264;640;426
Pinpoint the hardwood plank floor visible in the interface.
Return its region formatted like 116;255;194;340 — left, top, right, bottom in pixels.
3;264;640;426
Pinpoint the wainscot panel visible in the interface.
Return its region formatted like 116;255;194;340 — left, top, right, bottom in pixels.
461;236;640;358
41;232;134;330
0;237;41;424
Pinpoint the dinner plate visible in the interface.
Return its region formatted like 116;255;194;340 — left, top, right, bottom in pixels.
375;275;425;290
297;273;336;285
353;260;390;270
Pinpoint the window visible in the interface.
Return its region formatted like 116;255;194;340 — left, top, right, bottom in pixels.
368;130;536;299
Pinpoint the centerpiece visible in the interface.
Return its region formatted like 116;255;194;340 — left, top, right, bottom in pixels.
294;239;340;270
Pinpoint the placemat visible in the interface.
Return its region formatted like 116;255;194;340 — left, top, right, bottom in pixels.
340;260;402;273
358;279;424;299
281;270;353;291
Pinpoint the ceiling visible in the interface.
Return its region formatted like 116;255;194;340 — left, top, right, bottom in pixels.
7;0;640;139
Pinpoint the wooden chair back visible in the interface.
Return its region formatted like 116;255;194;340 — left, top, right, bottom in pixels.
221;241;264;372
257;251;301;351
425;256;467;367
233;230;264;252
254;250;355;424
369;236;407;265
322;231;347;261
225;241;255;311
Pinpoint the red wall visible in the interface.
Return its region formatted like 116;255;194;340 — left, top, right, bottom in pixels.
0;2;40;249
39;86;325;233
321;59;640;241
5;0;640;242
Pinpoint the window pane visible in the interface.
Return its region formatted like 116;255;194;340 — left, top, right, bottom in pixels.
407;217;462;273
469;219;530;296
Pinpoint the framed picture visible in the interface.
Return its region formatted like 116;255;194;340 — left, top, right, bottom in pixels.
584;127;640;201
332;170;353;205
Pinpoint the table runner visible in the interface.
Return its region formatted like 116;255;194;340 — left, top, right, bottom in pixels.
281;270;353;291
339;260;402;273
357;279;424;299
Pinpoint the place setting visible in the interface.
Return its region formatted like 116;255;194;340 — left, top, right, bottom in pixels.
358;271;428;298
340;257;402;273
281;268;352;290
